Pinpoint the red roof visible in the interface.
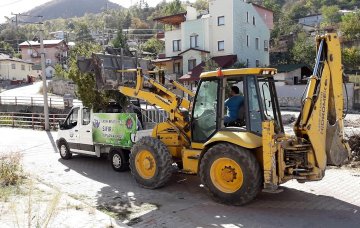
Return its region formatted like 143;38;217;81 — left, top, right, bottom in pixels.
179;55;237;82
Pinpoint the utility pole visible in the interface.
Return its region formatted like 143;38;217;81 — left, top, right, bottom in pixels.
12;13;49;130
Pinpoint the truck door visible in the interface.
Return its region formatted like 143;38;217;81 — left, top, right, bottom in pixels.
78;107;95;152
63;107;80;150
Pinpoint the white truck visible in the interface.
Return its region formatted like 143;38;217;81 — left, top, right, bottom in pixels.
56;105;152;171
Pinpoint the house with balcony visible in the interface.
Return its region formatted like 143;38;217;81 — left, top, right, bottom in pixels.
153;0;273;89
19;40;69;78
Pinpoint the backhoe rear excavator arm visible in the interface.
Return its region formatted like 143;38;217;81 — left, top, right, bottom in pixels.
294;33;350;170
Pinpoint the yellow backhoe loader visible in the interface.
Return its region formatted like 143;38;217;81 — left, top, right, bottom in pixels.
100;33;351;205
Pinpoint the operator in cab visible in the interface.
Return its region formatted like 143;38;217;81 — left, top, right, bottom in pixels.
224;86;244;125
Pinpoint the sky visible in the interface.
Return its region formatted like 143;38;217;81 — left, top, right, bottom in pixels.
0;0;173;23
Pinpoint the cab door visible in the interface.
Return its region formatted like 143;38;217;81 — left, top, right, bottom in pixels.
78;107;95;152
191;79;219;143
63;107;80;150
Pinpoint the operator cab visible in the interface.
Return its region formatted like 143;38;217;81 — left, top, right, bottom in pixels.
191;68;283;143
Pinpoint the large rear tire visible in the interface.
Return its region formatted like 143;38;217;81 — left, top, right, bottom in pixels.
199;143;262;205
130;137;172;189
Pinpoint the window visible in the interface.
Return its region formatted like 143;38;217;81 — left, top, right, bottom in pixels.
253;16;256;25
247;76;262;134
256;60;260;67
173;40;181;52
264;40;269;51
218;16;225;26
190;35;198;48
46;59;51;65
188;59;196;71
247;35;249;47
21;64;25;71
192;80;219;142
11;64;15;69
174;62;181;73
82;108;91;125
218;40;224;51
255;38;259;50
64;108;79;129
246;12;249;23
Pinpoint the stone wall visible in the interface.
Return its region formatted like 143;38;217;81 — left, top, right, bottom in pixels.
48;79;76;97
276;84;355;110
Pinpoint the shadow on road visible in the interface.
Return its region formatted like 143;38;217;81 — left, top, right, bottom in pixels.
59;156;360;227
46;131;58;153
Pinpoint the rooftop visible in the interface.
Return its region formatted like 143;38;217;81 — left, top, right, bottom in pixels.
19;40;65;46
0;53;33;64
153;12;187;26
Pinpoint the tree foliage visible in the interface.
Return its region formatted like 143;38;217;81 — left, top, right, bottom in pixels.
75;22;94;43
112;28;129;51
320;5;341;26
342;47;360;70
192;0;209;11
0;41;15;55
203;56;219;72
291;32;316;66
340;10;360;40
164;0;185;15
67;42;106;109
141;38;164;55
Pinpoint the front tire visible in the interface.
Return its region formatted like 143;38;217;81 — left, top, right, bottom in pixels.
110;149;129;172
199;143;262;205
59;141;72;160
130;137;172;189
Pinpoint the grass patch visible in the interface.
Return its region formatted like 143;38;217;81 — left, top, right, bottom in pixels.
0;152;24;187
0;152;24;201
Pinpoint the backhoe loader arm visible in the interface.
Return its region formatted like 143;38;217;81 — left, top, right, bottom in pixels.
118;68;191;131
294;33;350;169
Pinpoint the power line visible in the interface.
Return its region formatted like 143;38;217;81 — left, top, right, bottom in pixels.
0;0;24;7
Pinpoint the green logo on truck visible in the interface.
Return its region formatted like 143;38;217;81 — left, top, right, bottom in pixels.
92;113;137;148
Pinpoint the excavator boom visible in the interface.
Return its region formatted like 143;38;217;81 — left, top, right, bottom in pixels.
294;33;350;168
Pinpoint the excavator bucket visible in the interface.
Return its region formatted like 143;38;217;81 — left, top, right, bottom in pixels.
76;53;152;90
326;122;350;166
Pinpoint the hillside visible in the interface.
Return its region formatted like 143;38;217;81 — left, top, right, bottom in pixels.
25;0;122;22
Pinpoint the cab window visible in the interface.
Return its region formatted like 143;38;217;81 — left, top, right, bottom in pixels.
64;107;79;129
192;80;219;142
82;108;91;125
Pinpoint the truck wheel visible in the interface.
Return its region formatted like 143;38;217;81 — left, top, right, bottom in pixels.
110;149;129;172
199;143;262;205
130;136;172;189
59;141;72;160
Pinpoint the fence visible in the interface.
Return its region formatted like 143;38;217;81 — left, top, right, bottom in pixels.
141;108;168;123
0;109;168;131
0;96;82;109
0;112;67;130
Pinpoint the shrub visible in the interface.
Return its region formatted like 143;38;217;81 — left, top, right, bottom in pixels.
0;152;24;186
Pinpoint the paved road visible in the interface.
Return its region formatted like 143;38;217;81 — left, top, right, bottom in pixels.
1;127;360;227
0;81;82;107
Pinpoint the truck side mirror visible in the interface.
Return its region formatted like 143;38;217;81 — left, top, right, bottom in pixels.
71;121;77;127
59;121;64;130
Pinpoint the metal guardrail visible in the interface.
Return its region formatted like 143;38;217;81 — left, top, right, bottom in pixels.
0;109;168;131
0;112;67;130
0;96;82;109
141;108;168;123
